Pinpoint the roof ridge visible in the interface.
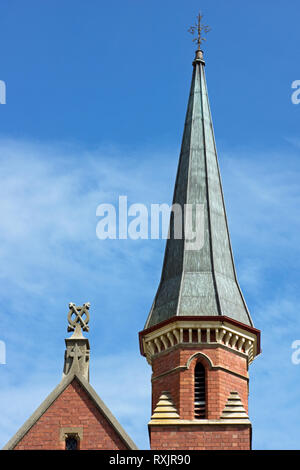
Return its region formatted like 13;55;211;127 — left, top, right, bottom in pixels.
3;373;138;450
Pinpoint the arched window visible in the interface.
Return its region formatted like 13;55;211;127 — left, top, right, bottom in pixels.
194;362;206;418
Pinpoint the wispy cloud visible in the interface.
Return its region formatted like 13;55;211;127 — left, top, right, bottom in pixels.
0;138;175;329
222;148;300;256
0;137;174;449
220;146;300;449
0;137;300;449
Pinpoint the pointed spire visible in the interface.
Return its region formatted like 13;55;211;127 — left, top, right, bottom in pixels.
145;40;253;329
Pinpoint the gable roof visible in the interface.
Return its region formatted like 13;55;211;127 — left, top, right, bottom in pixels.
3;372;138;450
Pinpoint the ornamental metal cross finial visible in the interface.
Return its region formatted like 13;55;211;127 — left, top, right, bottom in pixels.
188;12;211;50
67;302;90;332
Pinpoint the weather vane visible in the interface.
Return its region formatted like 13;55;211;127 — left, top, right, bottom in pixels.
188;12;211;49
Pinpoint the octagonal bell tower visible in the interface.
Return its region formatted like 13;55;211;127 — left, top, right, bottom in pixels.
139;25;261;450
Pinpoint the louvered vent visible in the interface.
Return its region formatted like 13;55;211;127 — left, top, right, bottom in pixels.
194;362;206;419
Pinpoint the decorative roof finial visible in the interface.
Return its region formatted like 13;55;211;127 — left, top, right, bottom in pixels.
188;11;211;50
67;302;90;333
63;302;91;381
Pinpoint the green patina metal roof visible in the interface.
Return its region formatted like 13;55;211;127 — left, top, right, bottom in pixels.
145;50;253;329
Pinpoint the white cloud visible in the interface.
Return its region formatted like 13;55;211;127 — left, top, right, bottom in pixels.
0;137;300;449
0;138;174;323
221;149;300;256
0;137;171;449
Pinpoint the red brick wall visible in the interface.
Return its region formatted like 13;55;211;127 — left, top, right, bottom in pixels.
151;346;249;420
149;424;251;450
14;379;127;450
150;345;250;450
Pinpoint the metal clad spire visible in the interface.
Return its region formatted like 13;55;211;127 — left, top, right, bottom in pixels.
144;23;253;329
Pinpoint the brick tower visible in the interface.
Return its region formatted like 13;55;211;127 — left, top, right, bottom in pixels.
139;35;261;449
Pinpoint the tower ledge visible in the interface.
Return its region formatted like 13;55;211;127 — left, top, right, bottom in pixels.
140;315;260;366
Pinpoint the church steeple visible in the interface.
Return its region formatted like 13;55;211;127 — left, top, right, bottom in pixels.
145;44;252;329
140;18;261;451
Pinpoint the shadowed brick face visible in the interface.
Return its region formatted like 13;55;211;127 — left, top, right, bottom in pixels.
14;379;127;450
152;346;249;420
149;345;251;450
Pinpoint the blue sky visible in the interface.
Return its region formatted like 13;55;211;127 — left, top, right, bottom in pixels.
0;0;300;450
